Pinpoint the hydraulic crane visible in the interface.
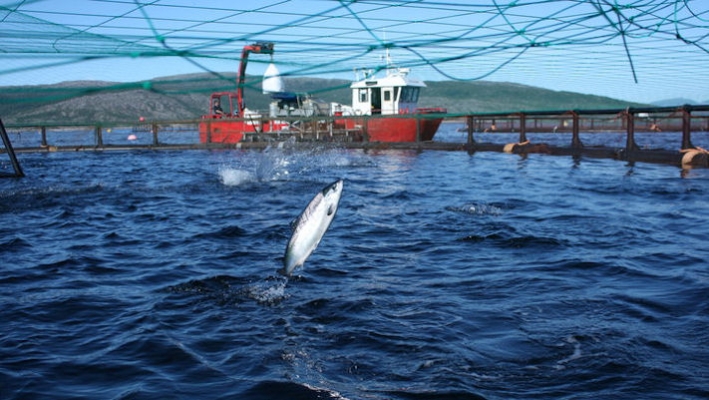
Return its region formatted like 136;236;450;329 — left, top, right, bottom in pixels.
235;42;274;117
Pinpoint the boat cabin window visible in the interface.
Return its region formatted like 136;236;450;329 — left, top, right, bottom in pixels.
400;87;419;103
383;90;391;102
212;94;234;116
359;89;368;103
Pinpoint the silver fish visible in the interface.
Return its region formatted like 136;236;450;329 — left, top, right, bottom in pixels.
281;179;343;276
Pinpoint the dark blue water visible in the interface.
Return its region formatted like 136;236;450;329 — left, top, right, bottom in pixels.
2;141;708;399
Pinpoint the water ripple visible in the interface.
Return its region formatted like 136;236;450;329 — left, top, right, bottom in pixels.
1;149;708;399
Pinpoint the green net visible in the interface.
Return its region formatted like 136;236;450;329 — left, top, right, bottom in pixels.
0;0;707;125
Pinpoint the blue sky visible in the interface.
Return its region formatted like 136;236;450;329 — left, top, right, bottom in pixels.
1;0;708;104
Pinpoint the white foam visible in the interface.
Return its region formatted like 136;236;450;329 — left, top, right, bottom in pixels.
246;278;289;305
555;335;583;370
218;145;360;186
219;168;254;186
447;202;503;216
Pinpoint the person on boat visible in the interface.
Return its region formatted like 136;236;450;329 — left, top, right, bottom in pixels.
213;98;225;115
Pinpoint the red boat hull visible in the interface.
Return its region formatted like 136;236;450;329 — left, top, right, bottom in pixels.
198;108;446;144
364;117;442;142
199;119;247;143
361;108;446;142
199;118;288;143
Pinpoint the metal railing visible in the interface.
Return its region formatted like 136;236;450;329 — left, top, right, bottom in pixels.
2;105;708;168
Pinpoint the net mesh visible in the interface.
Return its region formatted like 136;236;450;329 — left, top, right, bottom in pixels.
0;0;707;125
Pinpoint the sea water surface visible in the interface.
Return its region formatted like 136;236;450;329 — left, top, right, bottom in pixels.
1;137;708;399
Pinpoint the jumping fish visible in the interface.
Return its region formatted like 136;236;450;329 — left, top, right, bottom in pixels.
281;179;343;276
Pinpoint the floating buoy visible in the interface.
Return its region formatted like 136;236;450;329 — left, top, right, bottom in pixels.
127;134;138;141
680;146;709;167
503;140;530;153
503;140;551;155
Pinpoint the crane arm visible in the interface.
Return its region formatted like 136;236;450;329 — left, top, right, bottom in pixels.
236;42;274;117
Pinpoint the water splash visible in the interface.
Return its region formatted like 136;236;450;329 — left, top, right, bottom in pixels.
217;143;365;187
446;202;503;216
244;276;290;306
218;145;294;186
254;147;291;181
165;275;289;306
218;167;254;186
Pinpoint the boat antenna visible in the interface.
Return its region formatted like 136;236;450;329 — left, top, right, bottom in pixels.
383;30;394;73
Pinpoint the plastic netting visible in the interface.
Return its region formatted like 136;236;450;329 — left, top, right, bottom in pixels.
0;0;708;124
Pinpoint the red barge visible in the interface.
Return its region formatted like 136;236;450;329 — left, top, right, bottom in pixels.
199;42;446;143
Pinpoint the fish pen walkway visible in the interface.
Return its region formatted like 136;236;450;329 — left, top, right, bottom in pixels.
2;105;709;169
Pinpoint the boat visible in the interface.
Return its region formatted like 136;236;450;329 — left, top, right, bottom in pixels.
199;42;446;143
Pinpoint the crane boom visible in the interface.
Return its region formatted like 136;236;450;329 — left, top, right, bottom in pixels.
236;42;274;117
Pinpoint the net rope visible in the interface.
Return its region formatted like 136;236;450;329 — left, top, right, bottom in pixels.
0;0;707;124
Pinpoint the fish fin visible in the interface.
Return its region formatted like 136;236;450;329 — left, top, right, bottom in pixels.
289;216;299;232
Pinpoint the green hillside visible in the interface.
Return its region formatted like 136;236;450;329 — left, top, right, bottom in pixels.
0;73;649;126
421;81;646;114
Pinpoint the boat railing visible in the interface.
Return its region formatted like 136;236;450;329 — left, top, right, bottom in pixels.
2;105;708;169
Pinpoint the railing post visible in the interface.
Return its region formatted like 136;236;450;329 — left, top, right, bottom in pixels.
466;115;475;145
681;105;694;149
518;113;527;143
625;109;639;152
95;126;103;147
0;118;24;177
314;118;318;140
570;111;583;149
152;123;159;146
41;126;48;147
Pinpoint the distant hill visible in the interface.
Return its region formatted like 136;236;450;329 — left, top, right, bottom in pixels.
0;73;650;126
420;80;647;114
650;98;699;107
